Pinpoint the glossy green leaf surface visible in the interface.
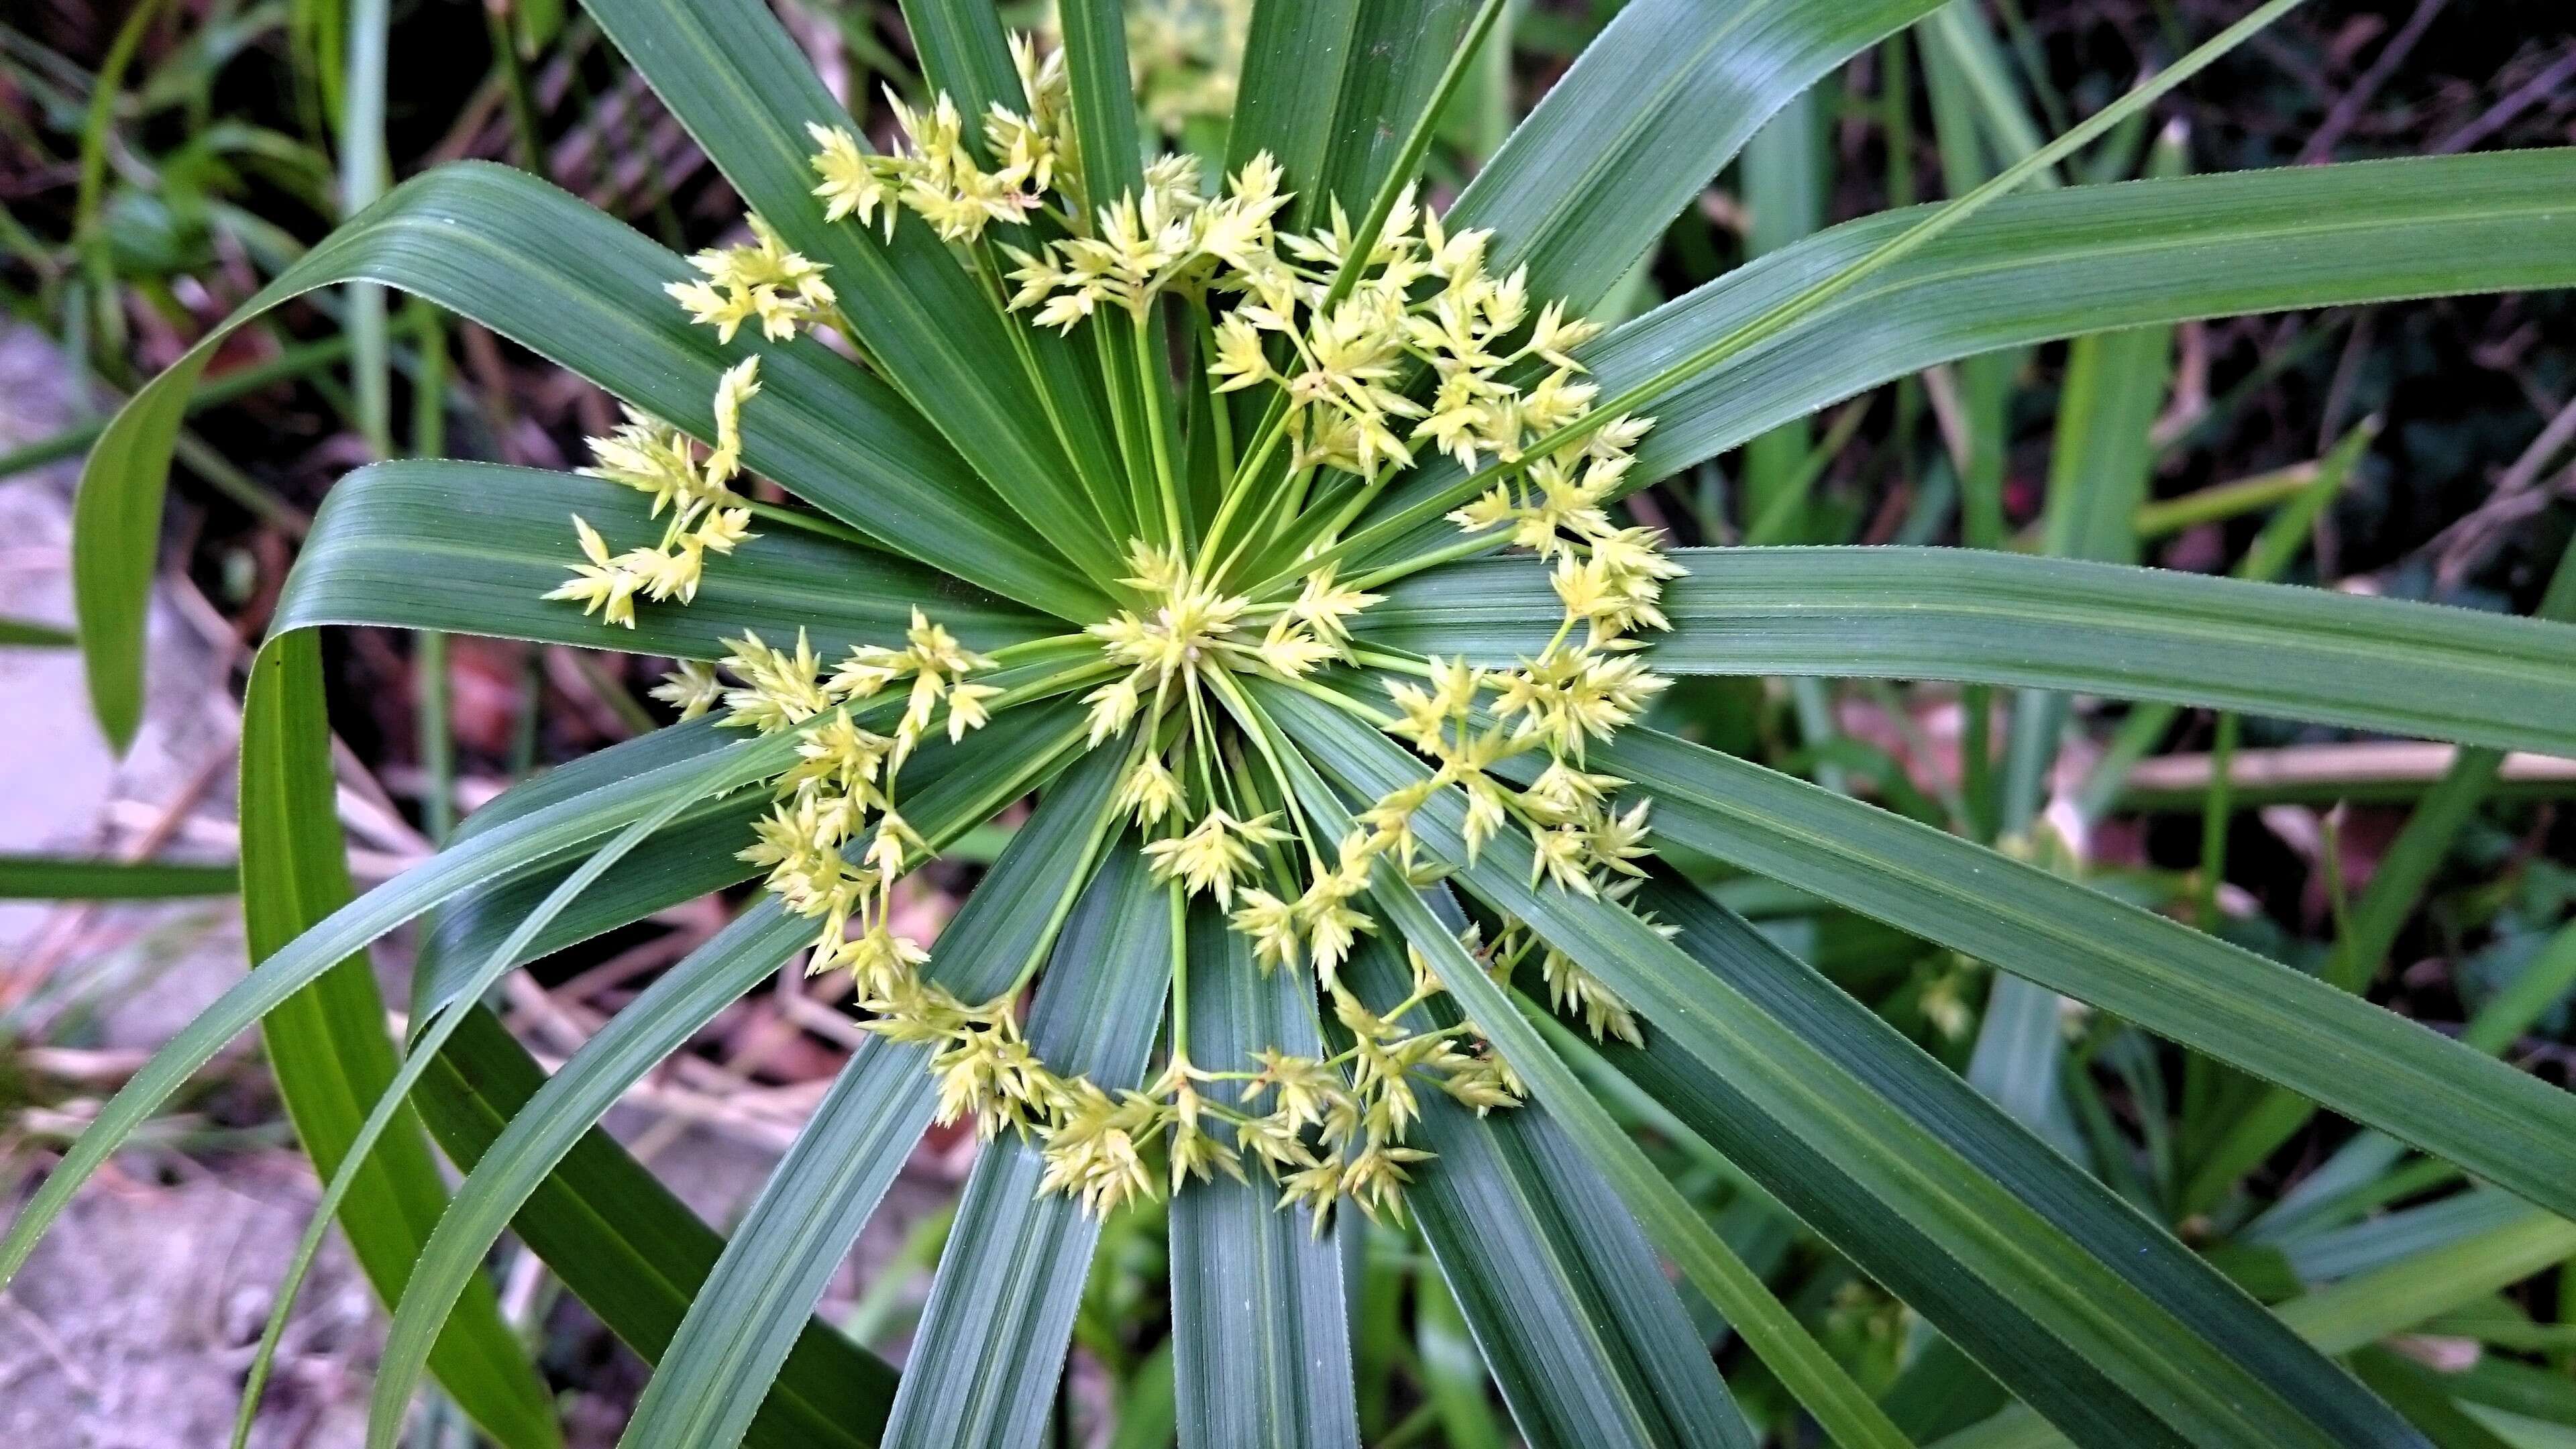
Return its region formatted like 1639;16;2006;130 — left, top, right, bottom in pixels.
280;461;1059;661
1352;150;2576;566
880;845;1173;1449
580;0;1128;586
409;702;1076;1020
1589;722;2576;1222
238;635;561;1449
1169;906;1358;1449
617;747;1124;1449
1230;0;1482;223
1455;0;1943;307
72;162;1099;746
1266;684;2421;1449
1366;547;2576;757
1336;941;1759;1449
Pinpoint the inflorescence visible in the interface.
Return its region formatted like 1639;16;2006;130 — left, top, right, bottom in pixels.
545;32;1683;1229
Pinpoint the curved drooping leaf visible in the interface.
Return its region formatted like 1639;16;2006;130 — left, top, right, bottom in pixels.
365;900;814;1449
1456;0;1943;309
580;0;1132;584
1348;148;2576;566
1264;683;2423;1449
239;635;562;1449
614;745;1123;1449
239;630;893;1449
1360;547;2576;759
1587;722;2576;1225
279;461;1061;662
237;712;759;1446
1169;907;1360;1449
0;691;788;1291
879;845;1175;1449
415;1006;898;1449
74;162;1100;747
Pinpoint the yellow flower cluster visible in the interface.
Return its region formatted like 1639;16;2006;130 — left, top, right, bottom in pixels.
1006;153;1289;331
533;30;1690;1230
807;38;1079;246
545;358;764;627
666;219;837;344
1036;942;1520;1225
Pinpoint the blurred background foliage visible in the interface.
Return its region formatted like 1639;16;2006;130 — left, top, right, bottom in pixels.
5;0;2576;1443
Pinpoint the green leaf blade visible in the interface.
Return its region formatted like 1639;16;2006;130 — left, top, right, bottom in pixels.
879;845;1175;1449
1363;547;2576;759
616;746;1124;1449
1168;908;1359;1449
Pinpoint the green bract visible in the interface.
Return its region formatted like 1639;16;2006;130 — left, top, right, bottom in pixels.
23;1;2576;1448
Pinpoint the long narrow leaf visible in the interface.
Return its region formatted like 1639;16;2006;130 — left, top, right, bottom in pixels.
615;746;1125;1449
279;461;1059;661
1455;0;1943;308
879;845;1175;1449
74;164;1100;745
413;1006;898;1449
366;900;813;1449
1169;906;1359;1449
1352;150;2576;567
580;0;1130;585
1265;683;2424;1449
0;854;237;898
0;646;788;1291
1589;722;2576;1223
1362;547;2576;759
238;634;561;1449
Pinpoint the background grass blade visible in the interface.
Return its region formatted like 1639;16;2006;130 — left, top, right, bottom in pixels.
366;899;812;1449
413;1005;896;1449
1169;906;1358;1449
1454;0;1943;308
879;845;1174;1449
0;854;237;898
1363;547;2576;758
278;460;1059;661
238;633;561;1449
617;746;1126;1449
0;617;76;647
1591;722;2576;1223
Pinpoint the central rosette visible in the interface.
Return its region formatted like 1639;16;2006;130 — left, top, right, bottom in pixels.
538;29;1693;1228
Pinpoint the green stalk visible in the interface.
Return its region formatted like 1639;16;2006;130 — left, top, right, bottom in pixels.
1135;309;1188;546
341;0;393;456
412;301;454;843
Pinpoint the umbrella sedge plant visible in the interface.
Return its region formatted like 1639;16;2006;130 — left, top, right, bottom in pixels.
20;0;2576;1446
